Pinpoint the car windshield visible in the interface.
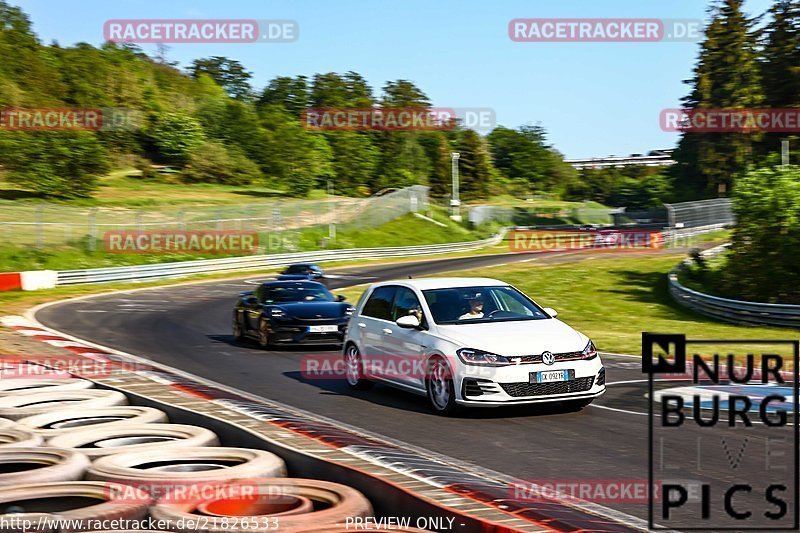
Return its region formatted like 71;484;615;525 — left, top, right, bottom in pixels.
422;285;550;325
262;284;334;303
284;265;311;274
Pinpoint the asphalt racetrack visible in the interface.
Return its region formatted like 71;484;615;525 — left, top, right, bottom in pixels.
36;250;794;527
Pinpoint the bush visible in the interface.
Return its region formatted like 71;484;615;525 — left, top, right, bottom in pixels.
149;112;206;165
0;131;109;198
723;165;800;303
183;141;262;185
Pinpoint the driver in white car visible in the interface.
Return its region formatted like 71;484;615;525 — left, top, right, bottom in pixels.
459;293;484;320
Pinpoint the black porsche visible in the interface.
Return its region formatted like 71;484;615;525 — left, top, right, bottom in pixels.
232;280;353;347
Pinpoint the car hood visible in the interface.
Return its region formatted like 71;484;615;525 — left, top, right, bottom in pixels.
273;301;346;319
277;274;312;280
435;318;587;356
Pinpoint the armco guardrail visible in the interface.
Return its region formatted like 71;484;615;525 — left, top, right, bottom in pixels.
668;245;800;328
56;230;506;286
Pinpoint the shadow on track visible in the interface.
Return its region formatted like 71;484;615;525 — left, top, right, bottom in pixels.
283;370;592;420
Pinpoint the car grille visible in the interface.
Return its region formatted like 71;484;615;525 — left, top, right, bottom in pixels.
499;376;595;397
516;351;584;364
597;367;606;386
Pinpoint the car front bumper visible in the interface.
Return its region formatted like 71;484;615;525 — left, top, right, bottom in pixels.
454;357;606;406
269;322;348;344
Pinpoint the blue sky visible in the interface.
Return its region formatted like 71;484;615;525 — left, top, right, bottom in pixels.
15;0;774;158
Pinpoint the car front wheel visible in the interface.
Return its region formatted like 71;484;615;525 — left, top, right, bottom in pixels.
257;318;272;349
426;357;459;416
232;311;244;342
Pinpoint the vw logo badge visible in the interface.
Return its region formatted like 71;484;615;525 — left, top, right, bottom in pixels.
542;351;555;365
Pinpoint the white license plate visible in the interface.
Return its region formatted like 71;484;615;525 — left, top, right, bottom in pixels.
537;370;568;383
308;325;338;333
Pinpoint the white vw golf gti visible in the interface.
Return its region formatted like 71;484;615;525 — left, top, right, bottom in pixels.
342;277;605;415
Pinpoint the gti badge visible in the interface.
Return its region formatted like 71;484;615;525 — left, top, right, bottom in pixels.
541;351;555;365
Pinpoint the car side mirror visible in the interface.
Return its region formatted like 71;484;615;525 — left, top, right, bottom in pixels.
337;295;347;301
543;307;557;318
396;314;421;329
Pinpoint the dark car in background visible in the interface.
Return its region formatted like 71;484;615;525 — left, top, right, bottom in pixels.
276;263;327;286
233;280;353;347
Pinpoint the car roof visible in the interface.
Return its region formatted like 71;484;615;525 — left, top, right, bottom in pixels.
261;280;325;288
371;277;509;291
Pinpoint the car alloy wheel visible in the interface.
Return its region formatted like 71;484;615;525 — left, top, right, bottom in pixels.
344;345;373;390
232;312;243;341
427;357;457;415
258;319;271;348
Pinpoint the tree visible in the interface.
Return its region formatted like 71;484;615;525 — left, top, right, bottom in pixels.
456;129;491;200
375;132;429;191
0;131;109;197
423;133;452;198
758;0;800;161
487;125;555;191
672;0;763;197
310;72;374;108
326;132;379;195
381;80;430;108
189;57;253;100
264;121;333;196
149;112;206;165
258;75;309;116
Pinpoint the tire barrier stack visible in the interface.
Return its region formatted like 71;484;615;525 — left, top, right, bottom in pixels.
0;376;430;533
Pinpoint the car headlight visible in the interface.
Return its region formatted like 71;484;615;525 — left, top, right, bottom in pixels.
345;306;355;316
270;308;285;317
456;348;512;367
582;340;597;360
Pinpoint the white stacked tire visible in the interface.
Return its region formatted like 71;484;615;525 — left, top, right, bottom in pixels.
0;482;150;530
86;447;287;486
16;406;168;438
47;424;219;458
0;427;42;448
150;478;373;532
0;390;128;420
0;448;89;486
0;378;94;397
0;419;14;430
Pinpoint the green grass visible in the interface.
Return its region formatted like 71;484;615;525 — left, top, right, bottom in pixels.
337;252;794;355
0;169;327;207
0;211;498;272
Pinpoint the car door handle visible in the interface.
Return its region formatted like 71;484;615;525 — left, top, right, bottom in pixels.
382;328;392;335
358;323;366;328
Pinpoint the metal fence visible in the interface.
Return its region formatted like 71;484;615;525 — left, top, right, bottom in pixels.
56;229;505;286
665;198;733;232
0;186;429;253
467;204;617;226
668;245;800;328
